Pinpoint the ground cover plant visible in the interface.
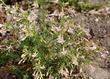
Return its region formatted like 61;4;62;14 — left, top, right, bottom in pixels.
0;0;105;79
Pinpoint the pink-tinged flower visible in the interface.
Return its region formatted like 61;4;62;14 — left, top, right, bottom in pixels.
89;65;95;73
28;14;38;22
48;16;54;21
59;11;65;18
48;75;54;79
72;57;78;65
51;26;61;32
67;27;74;34
100;53;107;59
67;7;76;15
59;68;69;78
100;51;109;59
49;10;65;17
28;9;38;22
0;27;5;36
57;35;65;44
49;10;59;16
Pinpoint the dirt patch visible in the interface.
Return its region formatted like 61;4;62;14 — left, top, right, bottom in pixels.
74;13;110;51
73;13;110;79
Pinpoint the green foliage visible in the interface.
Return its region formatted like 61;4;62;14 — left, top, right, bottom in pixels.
12;66;33;79
77;2;101;11
18;7;99;78
59;0;79;5
0;0;103;79
0;51;20;65
58;0;101;11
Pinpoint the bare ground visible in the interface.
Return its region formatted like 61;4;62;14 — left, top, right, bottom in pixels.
73;12;110;79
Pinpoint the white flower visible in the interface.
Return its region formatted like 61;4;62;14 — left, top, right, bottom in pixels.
67;27;74;34
57;35;65;44
28;9;38;22
48;16;54;21
89;65;95;73
49;10;65;17
21;54;26;58
0;27;5;36
59;11;65;18
59;68;69;78
6;14;12;21
40;65;45;69
72;57;78;65
83;28;92;38
28;14;37;22
101;53;107;59
60;47;67;55
50;0;59;3
48;75;54;79
100;51;109;59
61;50;67;55
32;53;37;58
10;6;17;15
51;26;61;32
95;18;99;22
105;50;109;54
49;10;59;16
33;72;39;79
0;24;3;28
89;42;97;50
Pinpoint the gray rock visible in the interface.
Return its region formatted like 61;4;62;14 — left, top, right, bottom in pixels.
83;65;110;79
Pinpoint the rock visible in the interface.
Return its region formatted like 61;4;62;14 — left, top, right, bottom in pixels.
83;65;110;79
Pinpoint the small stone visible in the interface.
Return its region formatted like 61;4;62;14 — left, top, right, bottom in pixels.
95;18;99;22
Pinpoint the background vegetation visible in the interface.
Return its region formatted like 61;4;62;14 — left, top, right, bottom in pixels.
0;0;105;79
